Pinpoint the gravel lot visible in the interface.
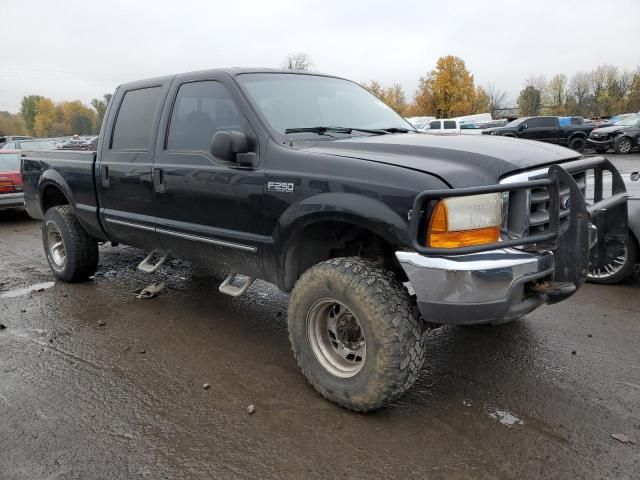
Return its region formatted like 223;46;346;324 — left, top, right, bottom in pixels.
1;153;639;479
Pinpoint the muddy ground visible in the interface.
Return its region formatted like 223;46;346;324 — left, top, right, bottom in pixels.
1;156;639;479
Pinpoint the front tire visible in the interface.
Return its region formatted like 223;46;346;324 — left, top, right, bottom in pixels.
288;257;426;412
43;205;99;282
614;136;633;154
587;232;638;284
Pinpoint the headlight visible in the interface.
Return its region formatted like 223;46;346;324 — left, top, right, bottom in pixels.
427;193;502;248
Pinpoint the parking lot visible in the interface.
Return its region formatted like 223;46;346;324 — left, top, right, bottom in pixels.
0;154;638;480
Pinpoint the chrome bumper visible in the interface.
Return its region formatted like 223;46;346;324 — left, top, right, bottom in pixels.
396;249;554;325
0;192;24;210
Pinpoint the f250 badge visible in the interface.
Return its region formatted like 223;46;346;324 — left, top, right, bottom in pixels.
267;181;295;193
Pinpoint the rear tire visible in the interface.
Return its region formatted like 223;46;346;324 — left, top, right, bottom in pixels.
43;205;99;282
288;257;426;412
568;136;586;152
614;136;633;154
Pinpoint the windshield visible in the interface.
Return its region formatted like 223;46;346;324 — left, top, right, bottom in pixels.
616;115;640;127
0;152;20;170
18;140;55;150
504;118;526;128
237;73;412;134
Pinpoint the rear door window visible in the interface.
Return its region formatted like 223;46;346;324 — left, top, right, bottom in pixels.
111;87;162;150
429;121;441;130
443;120;457;129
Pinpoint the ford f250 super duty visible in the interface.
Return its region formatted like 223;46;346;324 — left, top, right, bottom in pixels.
21;69;629;412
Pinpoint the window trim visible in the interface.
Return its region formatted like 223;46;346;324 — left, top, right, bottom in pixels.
109;85;163;152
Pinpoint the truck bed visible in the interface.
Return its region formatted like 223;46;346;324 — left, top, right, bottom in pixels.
21;149;104;239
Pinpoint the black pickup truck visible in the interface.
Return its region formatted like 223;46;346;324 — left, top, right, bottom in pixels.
21;69;628;412
482;116;596;152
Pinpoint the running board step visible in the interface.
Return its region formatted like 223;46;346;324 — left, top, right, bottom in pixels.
138;250;169;273
219;272;254;297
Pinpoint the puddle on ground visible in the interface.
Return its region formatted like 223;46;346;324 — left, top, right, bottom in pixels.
0;281;55;298
487;408;523;427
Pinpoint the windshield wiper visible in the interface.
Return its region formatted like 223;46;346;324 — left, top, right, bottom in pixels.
284;126;388;135
381;127;412;133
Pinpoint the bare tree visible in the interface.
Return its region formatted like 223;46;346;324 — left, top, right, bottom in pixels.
524;75;547;92
546;74;568;115
282;52;315;71
486;83;508;117
569;72;592;105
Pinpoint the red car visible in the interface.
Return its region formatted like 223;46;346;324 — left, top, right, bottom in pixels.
0;149;24;210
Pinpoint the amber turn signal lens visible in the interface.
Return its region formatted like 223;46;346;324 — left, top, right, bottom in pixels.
427;197;501;248
428;226;501;248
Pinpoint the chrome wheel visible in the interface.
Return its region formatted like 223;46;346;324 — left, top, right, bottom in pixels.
588;245;627;280
47;224;66;268
306;299;366;378
618;138;632;153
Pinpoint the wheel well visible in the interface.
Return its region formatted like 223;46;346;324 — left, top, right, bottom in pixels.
42;185;69;213
281;221;405;291
569;132;586;140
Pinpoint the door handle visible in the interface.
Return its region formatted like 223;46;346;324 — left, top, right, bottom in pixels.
153;167;165;193
101;165;110;187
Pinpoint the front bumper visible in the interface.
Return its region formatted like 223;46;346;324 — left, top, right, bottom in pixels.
399;157;628;325
396;249;553;325
0;192;24;210
587;138;613;149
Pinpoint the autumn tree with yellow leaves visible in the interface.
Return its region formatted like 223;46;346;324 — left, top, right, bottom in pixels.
413;56;486;118
362;81;410;116
33;98;56;137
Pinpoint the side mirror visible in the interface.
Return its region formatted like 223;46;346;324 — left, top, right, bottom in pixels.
630;171;639;182
519;124;527;131
210;131;258;167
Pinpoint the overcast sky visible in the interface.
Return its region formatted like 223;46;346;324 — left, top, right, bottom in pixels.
1;0;639;113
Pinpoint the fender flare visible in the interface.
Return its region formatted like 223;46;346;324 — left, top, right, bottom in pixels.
275;192;410;251
38;169;76;211
272;193;411;288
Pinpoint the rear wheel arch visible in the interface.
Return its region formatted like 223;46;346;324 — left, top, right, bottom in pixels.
41;183;70;213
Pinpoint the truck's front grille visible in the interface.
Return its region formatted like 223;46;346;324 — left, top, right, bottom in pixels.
528;171;586;234
500;167;588;238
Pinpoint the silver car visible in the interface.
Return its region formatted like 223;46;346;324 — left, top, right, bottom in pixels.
587;170;639;283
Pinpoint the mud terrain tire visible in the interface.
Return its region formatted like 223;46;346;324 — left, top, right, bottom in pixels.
43;205;98;282
288;257;426;412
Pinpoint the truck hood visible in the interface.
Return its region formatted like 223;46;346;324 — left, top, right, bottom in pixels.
306;133;581;187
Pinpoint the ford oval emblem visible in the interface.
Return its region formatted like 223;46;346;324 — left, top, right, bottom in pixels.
561;196;571;210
